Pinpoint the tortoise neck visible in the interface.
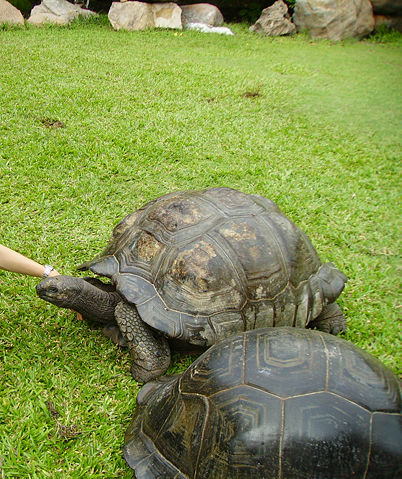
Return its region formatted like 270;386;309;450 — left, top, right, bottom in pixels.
73;280;120;324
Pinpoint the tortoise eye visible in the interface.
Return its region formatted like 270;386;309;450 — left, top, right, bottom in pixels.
48;286;59;294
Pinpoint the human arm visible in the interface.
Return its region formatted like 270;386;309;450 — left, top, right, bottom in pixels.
0;244;60;278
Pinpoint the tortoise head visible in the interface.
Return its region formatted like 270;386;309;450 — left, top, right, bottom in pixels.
36;275;87;309
37;275;119;324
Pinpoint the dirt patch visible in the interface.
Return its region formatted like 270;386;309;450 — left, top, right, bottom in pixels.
40;118;65;129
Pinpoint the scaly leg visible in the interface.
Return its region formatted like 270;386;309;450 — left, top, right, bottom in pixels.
308;302;347;335
115;302;171;382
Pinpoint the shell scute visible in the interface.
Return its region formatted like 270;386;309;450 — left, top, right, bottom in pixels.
156;238;245;320
146;195;215;233
244;328;328;396
197;385;282;478
135;293;184;340
324;334;401;412
180;334;244;397
216;217;288;300
367;413;402;478
130;231;163;264
283;392;371;477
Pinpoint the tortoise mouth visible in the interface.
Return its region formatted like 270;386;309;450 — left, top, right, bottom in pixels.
36;282;56;301
38;291;63;304
36;288;71;307
37;291;52;301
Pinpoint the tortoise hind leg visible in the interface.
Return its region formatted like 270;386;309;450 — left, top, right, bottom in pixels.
115;302;171;383
308;303;346;335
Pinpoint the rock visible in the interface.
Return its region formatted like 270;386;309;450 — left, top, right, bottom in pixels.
152;2;182;29
0;0;24;25
28;0;95;25
108;1;152;30
108;1;182;31
370;0;402;16
374;14;402;31
185;22;233;34
250;0;296;36
181;3;223;26
293;0;375;41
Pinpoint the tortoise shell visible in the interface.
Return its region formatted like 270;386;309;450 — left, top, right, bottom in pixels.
79;188;347;346
124;327;402;479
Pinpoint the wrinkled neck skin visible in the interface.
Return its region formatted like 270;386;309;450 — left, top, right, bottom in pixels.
71;280;120;324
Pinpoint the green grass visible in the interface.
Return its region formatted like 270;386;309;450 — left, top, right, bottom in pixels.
0;18;401;477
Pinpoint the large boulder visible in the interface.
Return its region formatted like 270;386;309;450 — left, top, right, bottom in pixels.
250;0;296;36
108;1;152;30
152;2;182;28
0;0;24;25
181;3;223;26
293;0;375;40
108;1;182;30
370;0;402;16
28;0;95;25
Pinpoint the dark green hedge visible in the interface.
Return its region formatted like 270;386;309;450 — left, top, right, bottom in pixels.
179;1;274;22
8;0;37;15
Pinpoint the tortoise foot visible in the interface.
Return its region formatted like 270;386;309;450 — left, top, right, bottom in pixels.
130;361;170;384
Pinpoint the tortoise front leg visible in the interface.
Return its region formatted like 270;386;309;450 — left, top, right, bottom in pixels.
115;302;171;383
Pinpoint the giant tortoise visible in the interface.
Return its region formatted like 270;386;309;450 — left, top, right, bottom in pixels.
124;327;402;479
37;187;347;382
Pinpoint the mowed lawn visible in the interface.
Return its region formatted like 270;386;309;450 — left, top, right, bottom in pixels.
0;18;401;477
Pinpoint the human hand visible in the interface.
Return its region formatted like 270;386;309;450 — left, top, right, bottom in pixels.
0;245;61;278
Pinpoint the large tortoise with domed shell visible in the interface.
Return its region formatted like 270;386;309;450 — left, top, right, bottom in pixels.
37;187;347;382
123;327;401;478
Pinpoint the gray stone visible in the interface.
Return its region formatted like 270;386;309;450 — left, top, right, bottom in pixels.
293;0;374;41
250;0;296;36
108;1;182;31
28;0;95;25
371;0;402;16
0;0;24;25
181;3;223;26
